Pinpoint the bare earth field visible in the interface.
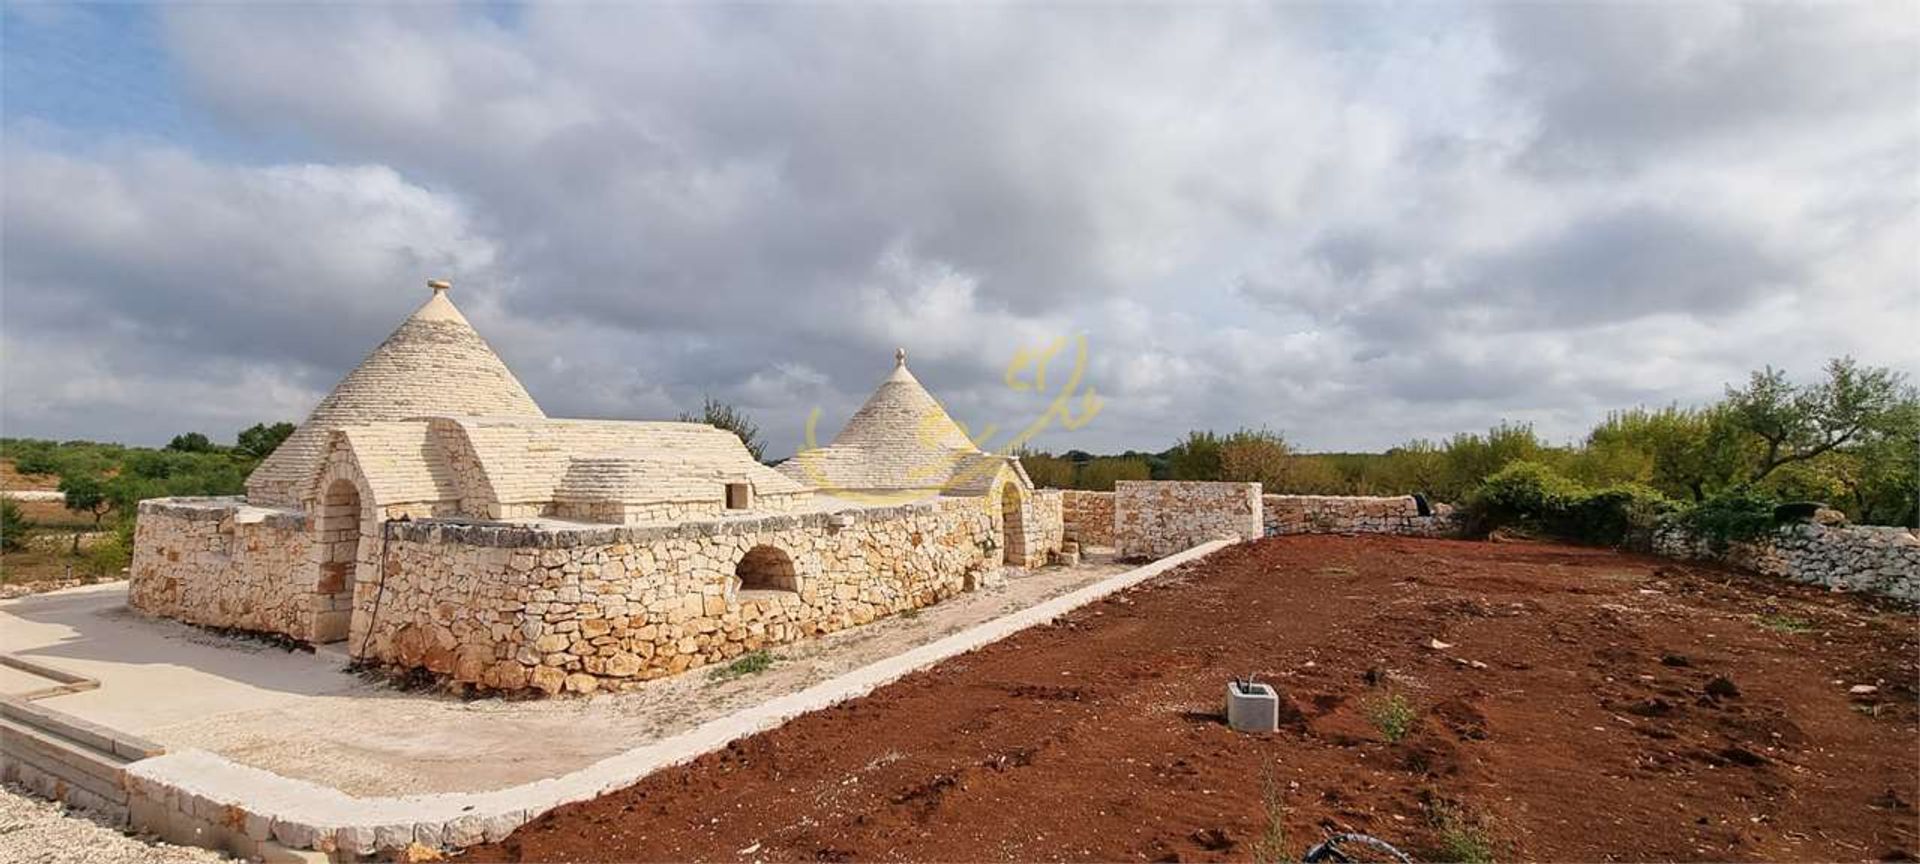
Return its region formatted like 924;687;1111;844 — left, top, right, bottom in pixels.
469;535;1918;862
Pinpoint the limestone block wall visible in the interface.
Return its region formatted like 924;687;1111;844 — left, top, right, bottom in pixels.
1655;519;1920;602
1113;481;1262;559
1061;490;1116;547
1263;495;1461;538
354;499;1000;695
1027;490;1065;564
128;499;314;640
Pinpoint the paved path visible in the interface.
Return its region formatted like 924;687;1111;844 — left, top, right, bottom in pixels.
1;559;1127;797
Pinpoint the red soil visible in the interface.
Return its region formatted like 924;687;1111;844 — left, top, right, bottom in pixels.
465;536;1918;862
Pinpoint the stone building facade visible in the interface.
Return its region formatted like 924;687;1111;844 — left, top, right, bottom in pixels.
129;282;1062;692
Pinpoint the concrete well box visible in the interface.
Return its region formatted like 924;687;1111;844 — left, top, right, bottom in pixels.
1226;680;1279;733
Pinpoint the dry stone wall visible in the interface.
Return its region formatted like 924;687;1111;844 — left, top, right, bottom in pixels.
1061;490;1116;547
1655;518;1920;602
1113;481;1262;559
1025;490;1065;565
129;499;315;639
1263;495;1460;538
355;498;1001;695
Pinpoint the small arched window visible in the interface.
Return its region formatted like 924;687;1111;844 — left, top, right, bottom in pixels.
735;545;799;593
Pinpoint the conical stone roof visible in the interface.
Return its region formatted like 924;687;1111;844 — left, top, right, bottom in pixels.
245;281;544;508
780;349;1014;495
829;349;977;453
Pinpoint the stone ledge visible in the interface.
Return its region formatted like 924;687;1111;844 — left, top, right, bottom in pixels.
387;498;962;548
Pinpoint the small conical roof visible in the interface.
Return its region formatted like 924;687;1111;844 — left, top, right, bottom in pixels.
779;349;1009;495
246;281;544;507
828;349;977;453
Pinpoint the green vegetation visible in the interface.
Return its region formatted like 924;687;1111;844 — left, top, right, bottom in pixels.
1426;802;1497;864
1018;357;1917;529
1251;766;1291;864
1;425;288;581
679;397;766;462
708;649;775;681
0;499;32;552
1754;612;1813;634
1367;692;1417;743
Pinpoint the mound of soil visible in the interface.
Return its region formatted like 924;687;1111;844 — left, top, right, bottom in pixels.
466;536;1918;862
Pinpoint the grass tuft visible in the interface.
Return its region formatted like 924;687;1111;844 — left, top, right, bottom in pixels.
708;649;775;681
1251;766;1291;864
1427;802;1496;863
1367;692;1417;743
1754;612;1812;634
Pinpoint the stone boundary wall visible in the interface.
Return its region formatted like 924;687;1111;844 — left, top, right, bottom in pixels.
1060;490;1115;547
356;499;1001;695
128;499;314;640
1263;494;1461;538
1114;481;1262;559
1655;519;1920;603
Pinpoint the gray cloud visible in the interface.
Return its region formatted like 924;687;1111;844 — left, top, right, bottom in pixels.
4;3;1915;456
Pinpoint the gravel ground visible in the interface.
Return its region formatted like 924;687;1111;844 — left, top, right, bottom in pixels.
0;784;225;864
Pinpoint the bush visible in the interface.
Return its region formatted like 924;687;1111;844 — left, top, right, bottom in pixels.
84;518;135;576
1;499;34;552
1468;462;1676;548
1468;461;1585;532
1078;456;1151;491
1683;486;1783;551
1566;482;1678;548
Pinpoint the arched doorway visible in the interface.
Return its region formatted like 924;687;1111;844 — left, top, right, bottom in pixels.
313;478;363;643
735;545;800;594
1001;482;1028;568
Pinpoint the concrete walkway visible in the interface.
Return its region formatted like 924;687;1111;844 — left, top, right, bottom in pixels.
1;557;1130;797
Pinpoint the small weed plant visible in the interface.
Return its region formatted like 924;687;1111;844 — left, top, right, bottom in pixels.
1251;766;1291;864
1754;612;1812;634
708;649;775;681
1368;692;1417;743
1427;802;1496;863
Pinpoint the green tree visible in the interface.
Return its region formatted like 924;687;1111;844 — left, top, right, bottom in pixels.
234;422;296;459
680;397;766;462
1166;430;1224;481
1;499;34;552
1078;456;1151;491
58;473;115;553
166;432;217;453
1016;449;1077;489
1726;357;1913;484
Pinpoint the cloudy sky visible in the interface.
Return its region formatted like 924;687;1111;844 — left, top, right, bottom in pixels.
4;3;1915;458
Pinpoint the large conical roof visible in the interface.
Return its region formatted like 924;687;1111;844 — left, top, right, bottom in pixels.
246;282;544;507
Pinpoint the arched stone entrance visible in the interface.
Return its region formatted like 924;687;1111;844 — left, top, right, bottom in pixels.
312;478;363;643
1001;481;1028;568
735;545;800;594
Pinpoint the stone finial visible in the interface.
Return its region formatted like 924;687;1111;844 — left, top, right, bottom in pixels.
895;347;907;367
428;279;452;295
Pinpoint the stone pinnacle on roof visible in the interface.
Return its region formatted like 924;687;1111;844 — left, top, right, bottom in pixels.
245;278;546;508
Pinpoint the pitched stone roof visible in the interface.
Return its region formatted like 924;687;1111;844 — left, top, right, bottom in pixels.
437;416;807;507
246;283;544;508
779;350;1026;496
326;422;463;508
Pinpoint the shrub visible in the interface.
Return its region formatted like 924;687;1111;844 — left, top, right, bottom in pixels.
1466;460;1585;534
1566;482;1678;548
83;518;135;577
1683;486;1784;551
1078;456;1150;491
0;499;33;552
1367;692;1416;743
